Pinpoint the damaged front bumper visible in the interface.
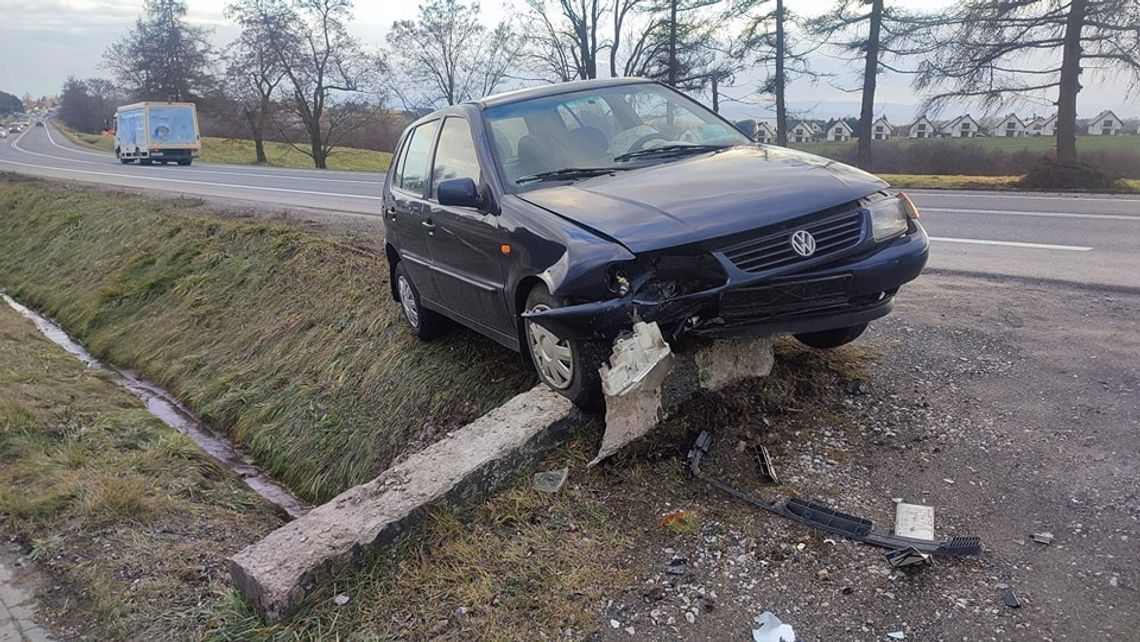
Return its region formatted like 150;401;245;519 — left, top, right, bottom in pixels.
525;223;929;341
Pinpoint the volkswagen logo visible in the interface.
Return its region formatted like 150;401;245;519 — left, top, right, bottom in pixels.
790;230;817;257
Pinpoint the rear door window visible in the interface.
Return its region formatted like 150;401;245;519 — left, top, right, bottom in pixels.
397;120;439;194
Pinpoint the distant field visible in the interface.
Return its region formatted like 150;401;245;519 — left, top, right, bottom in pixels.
791;134;1138;155
60;126;392;172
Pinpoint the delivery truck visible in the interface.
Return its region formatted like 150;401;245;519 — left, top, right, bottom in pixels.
114;102;201;166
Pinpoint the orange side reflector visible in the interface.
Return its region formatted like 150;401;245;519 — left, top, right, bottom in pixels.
500;244;512;255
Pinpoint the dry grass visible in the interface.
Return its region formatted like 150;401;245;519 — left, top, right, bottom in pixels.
58;125;392;172
0;303;283;640
0;176;534;503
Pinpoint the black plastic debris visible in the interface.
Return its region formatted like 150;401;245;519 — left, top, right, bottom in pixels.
683;431;984;557
665;555;687;576
754;445;780;484
885;546;933;569
1002;590;1021;609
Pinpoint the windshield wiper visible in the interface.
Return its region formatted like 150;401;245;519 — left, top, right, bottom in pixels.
516;166;629;185
613;143;730;163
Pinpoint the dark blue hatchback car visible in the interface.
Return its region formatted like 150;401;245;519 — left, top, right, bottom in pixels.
383;78;928;407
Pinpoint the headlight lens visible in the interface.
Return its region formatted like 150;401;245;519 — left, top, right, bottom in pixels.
868;195;910;241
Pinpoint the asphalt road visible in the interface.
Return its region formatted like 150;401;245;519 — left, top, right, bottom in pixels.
2;121;1137;289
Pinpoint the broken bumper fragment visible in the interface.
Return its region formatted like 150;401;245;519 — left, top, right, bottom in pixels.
524;224;928;341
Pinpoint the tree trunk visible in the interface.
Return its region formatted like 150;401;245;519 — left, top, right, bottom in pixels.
856;0;883;170
667;0;678;86
309;126;326;169
1055;0;1085;166
254;136;267;164
775;0;787;146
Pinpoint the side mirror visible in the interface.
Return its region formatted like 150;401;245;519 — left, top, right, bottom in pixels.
734;119;756;140
437;177;482;209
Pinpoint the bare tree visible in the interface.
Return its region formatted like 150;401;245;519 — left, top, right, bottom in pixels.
104;0;215;102
729;0;819;146
223;7;286;163
914;0;1140;166
806;0;936;169
227;0;384;169
523;0;607;81
387;0;523;107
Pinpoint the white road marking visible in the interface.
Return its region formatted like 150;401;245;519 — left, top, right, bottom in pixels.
924;207;1140;221
0;156;383;201
908;190;1140;204
929;236;1092;251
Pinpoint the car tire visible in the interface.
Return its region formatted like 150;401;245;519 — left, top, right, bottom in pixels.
394;262;447;340
524;285;607;411
794;323;868;349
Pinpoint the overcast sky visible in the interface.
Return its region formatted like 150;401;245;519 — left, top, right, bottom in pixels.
1;0;1134;120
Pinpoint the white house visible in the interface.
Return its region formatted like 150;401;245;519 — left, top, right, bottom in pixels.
1027;114;1057;137
991;113;1026;137
790;121;815;143
905;115;937;139
827;120;854;142
755;121;777;144
871;117;892;140
1087;110;1122;135
941;114;981;138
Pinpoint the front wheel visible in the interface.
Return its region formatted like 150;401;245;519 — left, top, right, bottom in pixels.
524;285;607;410
794;323;868;349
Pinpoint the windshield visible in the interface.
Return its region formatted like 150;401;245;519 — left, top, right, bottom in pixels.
483;82;750;187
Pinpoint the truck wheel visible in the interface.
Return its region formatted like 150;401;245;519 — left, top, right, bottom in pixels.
178;159;192;166
523;285;606;410
794;323;868;349
140;158;153;166
394;262;447;340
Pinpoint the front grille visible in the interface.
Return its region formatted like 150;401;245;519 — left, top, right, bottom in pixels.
720;275;853;320
722;210;864;273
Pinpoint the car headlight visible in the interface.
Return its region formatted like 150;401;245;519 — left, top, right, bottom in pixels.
868;194;913;242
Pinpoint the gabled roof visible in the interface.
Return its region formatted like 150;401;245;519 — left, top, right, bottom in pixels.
872;116;892;128
1089;109;1121;124
993;113;1026;128
790;120;815;132
1027;114;1057;128
943;114;981;129
826;119;854;134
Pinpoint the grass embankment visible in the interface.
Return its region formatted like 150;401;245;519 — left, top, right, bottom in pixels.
0;176;533;503
60;126;392;172
0;302;283;640
206;340;875;640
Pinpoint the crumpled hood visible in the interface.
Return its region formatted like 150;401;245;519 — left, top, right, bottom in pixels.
517;145;887;253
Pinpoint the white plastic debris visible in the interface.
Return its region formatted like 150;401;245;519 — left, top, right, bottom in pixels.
887;631;906;640
894;503;935;541
333;594;350;606
752;611;796;642
599;321;674;397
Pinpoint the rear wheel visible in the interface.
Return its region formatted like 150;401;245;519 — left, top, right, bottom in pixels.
140;158;153;166
178;158;192;166
794;323;868;349
394;262;447;340
524;285;607;410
